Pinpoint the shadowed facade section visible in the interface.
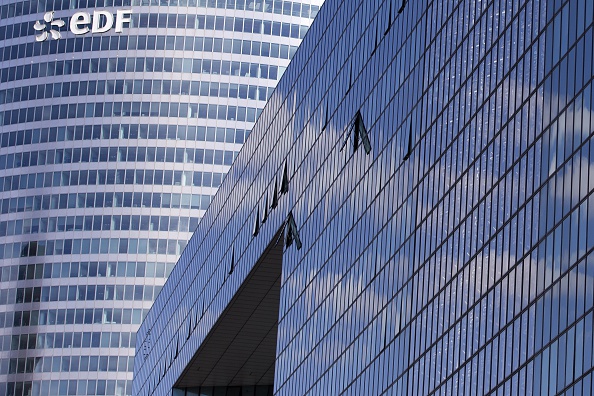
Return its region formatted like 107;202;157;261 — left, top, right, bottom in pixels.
175;229;284;389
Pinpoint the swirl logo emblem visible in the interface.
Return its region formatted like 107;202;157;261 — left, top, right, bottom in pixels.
33;12;66;42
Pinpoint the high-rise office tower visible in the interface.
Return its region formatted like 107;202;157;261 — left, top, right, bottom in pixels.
0;1;323;395
133;0;594;395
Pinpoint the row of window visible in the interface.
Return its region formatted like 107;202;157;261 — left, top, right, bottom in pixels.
1;12;310;42
4;284;160;305
1;379;131;396
0;237;187;259
1;33;298;64
7;309;149;330
1;100;262;126
1;214;199;238
0;285;150;314
1;78;274;107
0;168;225;193
1;261;174;283
0;146;238;171
6;310;146;334
0;0;319;20
1;355;134;375
0;123;250;148
1;192;210;215
1;53;284;85
2;330;136;351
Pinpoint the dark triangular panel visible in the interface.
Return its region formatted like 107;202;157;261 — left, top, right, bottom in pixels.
374;23;380;53
228;247;235;275
253;208;260;236
271;180;279;209
262;196;269;223
354;111;371;154
403;121;413;161
187;316;192;339
280;163;289;194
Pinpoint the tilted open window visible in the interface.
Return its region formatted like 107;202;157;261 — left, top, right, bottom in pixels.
285;212;302;250
253;208;260;236
270;180;279;209
403;121;413;161
341;110;371;155
228;246;235;275
280;162;289;194
398;0;407;14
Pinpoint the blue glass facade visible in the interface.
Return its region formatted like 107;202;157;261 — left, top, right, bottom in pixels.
0;0;322;395
133;0;594;394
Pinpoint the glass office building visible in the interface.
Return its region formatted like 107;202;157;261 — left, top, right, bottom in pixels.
133;0;594;394
0;1;322;395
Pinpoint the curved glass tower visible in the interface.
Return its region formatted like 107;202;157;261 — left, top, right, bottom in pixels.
0;1;322;395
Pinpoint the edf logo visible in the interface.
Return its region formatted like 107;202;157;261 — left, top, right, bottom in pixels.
33;12;66;41
33;9;132;42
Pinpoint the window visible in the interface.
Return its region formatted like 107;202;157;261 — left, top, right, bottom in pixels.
322;101;329;130
270;180;279;209
342;111;371;155
280;162;289;194
261;197;269;223
285;212;301;250
253;208;260;237
228;247;235;275
403;122;413;161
